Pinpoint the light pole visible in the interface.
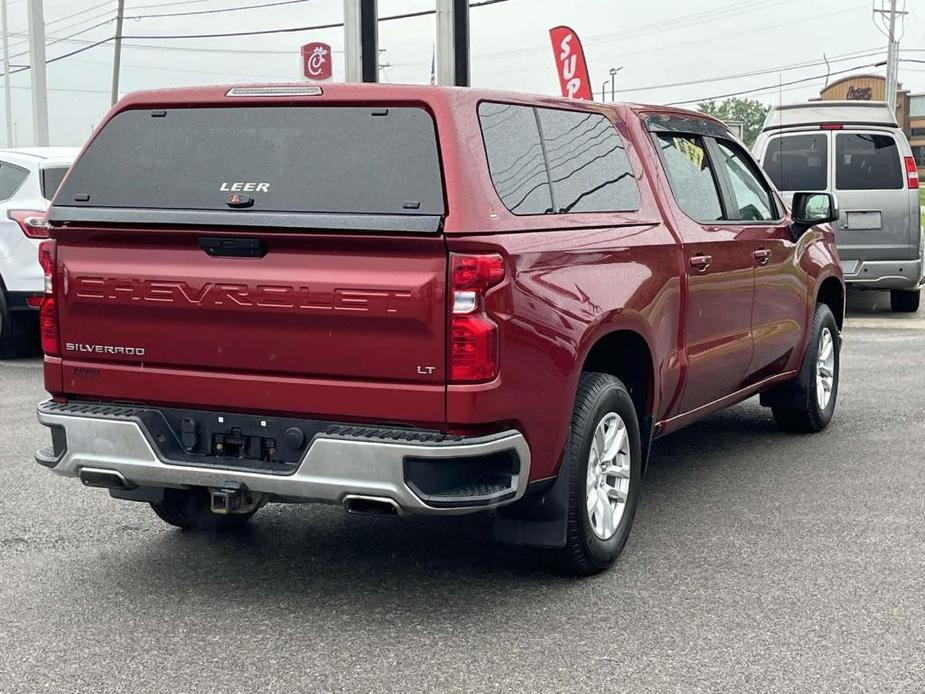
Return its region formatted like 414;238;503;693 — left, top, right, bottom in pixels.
601;80;608;102
609;66;623;101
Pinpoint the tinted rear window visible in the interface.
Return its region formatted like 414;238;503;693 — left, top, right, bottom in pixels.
478;102;640;215
41;166;69;201
537;108;641;213
478;103;553;215
835;133;902;190
762;134;827;191
56;107;444;215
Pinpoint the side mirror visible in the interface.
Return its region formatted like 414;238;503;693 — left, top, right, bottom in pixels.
790;191;839;239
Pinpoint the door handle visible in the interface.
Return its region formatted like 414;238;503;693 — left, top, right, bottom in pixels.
753;249;771;266
689;254;712;271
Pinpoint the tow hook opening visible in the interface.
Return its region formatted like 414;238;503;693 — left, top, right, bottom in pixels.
209;483;266;515
343;495;402;518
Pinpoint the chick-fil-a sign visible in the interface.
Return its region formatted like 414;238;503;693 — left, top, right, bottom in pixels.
302;42;332;81
549;26;592;100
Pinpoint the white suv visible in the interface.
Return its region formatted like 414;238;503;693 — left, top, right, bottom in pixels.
0;147;77;356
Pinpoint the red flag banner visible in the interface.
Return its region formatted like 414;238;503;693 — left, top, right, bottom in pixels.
549;25;592;100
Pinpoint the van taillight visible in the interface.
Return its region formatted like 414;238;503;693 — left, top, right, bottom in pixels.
37;240;59;357
449;253;505;383
904;156;919;189
9;210;49;238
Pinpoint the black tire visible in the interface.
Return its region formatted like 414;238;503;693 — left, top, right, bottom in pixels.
0;288;29;359
771;303;840;433
150;487;256;531
546;372;642;576
890;289;920;313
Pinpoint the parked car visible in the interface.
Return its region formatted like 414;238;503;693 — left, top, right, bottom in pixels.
754;101;922;312
33;85;844;574
0;147;78;356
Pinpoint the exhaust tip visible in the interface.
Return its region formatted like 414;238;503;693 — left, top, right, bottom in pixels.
343;495;401;518
79;467;135;490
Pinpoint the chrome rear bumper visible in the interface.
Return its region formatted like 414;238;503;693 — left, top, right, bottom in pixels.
36;401;530;515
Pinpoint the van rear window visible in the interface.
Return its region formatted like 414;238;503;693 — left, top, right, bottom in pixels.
835;133;902;191
55;106;445;216
762;134;827;191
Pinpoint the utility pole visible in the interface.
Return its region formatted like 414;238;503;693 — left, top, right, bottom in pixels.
435;0;469;86
1;0;13;147
343;0;377;83
110;0;125;105
26;0;48;146
874;0;907;113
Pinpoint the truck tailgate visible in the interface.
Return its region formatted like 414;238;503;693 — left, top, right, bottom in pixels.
52;230;447;424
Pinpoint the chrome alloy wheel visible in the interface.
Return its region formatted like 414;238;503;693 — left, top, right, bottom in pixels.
585;412;631;540
816;327;836;410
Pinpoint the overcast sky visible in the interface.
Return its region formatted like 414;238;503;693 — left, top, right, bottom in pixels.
2;0;924;146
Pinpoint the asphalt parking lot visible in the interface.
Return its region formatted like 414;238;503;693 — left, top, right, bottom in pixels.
1;290;923;693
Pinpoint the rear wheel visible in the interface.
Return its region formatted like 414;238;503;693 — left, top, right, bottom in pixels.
771;303;840;433
151;487;257;531
546;372;641;576
890;289;920;313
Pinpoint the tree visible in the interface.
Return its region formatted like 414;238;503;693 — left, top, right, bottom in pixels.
698;97;769;147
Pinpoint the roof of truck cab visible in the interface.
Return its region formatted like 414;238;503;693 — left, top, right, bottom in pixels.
111;83;713;123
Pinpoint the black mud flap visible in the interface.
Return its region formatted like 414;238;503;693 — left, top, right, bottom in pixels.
492;468;569;549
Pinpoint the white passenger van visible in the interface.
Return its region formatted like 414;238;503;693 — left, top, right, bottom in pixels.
754;101;922;312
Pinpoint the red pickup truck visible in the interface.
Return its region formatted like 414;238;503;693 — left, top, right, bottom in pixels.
34;85;844;574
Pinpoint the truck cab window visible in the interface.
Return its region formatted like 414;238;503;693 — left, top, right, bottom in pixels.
654;133;723;222
715;140;776;221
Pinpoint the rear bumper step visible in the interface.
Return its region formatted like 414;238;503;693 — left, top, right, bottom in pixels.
35;400;530;515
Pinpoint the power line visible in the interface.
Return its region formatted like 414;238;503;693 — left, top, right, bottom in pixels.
666;61;885;106
125;0;313;19
126;0;221;9
613;48;886;95
120;0;512;40
8;19;114;62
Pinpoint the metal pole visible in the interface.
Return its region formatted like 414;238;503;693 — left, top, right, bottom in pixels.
343;0;361;82
359;0;377;83
110;0;124;105
435;0;453;85
436;0;468;86
26;0;48;146
1;0;13;147
343;0;377;83
885;0;898;112
601;81;607;102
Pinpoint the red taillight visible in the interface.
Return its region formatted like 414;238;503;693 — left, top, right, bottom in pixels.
819;123;844;130
904;156;919;190
38;240;59;357
449;253;505;383
9;209;49;239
